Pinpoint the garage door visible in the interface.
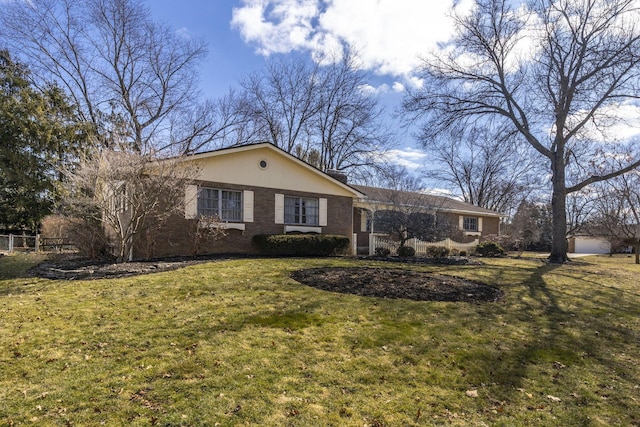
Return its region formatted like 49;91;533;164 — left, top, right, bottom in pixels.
574;237;610;254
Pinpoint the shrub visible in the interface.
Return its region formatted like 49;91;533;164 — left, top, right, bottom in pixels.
459;250;467;257
374;247;391;257
475;241;505;257
397;245;416;258
252;234;350;256
449;248;460;257
425;245;449;258
40;215;109;259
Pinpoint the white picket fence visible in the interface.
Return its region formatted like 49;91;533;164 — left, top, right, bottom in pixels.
370;235;479;256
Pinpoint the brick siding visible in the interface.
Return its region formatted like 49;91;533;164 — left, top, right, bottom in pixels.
135;181;354;259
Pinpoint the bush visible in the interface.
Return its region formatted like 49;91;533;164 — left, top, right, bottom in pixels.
459;250;467;257
252;234;350;256
397;245;416;258
449;248;460;257
475;241;505;257
40;215;109;259
374;247;391;257
425;245;449;258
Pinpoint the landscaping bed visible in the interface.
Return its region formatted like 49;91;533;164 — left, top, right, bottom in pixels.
291;267;503;303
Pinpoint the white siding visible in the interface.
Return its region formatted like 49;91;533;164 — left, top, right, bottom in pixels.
574;237;610;254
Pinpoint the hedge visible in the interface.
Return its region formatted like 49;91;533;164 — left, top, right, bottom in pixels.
252;234;350;256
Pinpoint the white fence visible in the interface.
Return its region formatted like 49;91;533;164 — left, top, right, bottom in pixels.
370;235;479;256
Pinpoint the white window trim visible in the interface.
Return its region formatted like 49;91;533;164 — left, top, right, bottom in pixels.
283;195;321;226
220;222;246;231
460;215;481;234
198;220;246;231
198;187;243;222
284;225;322;233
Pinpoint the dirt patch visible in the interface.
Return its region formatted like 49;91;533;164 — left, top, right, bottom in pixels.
291;267;503;303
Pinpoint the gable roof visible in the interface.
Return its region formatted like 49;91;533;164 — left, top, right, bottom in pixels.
352;185;504;217
178;142;364;198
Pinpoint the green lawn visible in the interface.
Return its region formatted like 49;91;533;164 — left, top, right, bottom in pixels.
1;254;639;426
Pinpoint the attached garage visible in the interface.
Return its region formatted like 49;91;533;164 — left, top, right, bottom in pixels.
570;236;611;254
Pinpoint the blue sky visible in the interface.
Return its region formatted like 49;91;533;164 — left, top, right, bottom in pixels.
147;0;263;97
147;0;474;171
147;0;471;97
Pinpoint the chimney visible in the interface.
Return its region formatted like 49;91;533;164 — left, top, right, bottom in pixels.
326;169;348;184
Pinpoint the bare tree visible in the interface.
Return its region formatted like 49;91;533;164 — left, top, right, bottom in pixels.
61;148;198;262
506;199;553;252
590;172;640;263
186;214;228;257
0;0;207;153
365;166;454;249
238;52;393;179
240;57;321;153
314;52;393;176
167;90;261;155
403;0;640;263
423;124;539;213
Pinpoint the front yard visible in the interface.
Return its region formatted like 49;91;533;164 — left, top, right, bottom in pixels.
1;254;639;426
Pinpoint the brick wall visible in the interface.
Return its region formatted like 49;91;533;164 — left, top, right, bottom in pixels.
135;181;354;259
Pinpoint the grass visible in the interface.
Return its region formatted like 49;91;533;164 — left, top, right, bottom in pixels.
1;253;639;426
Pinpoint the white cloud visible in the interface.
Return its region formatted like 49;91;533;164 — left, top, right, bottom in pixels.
568;102;640;143
359;83;391;96
231;0;474;83
175;27;193;39
381;147;428;170
230;0;320;55
392;82;405;93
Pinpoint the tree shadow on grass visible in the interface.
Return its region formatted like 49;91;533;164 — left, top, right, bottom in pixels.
459;260;640;418
0;254;50;296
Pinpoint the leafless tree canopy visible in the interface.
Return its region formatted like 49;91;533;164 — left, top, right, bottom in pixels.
590;171;640;263
0;0;208;153
403;0;640;262
367;166;455;246
238;52;394;181
422;124;540;213
60;148;199;262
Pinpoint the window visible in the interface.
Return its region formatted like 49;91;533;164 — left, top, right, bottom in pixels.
284;196;319;225
197;188;242;221
463;217;478;232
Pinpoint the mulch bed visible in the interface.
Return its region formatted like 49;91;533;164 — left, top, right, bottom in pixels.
291;267;504;303
29;255;225;280
30;255;504;304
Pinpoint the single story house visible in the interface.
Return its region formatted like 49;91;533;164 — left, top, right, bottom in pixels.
351;185;504;255
127;143;503;259
137;143;363;258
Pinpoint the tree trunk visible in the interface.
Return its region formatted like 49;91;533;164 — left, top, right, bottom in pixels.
635;243;639;265
549;157;569;263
